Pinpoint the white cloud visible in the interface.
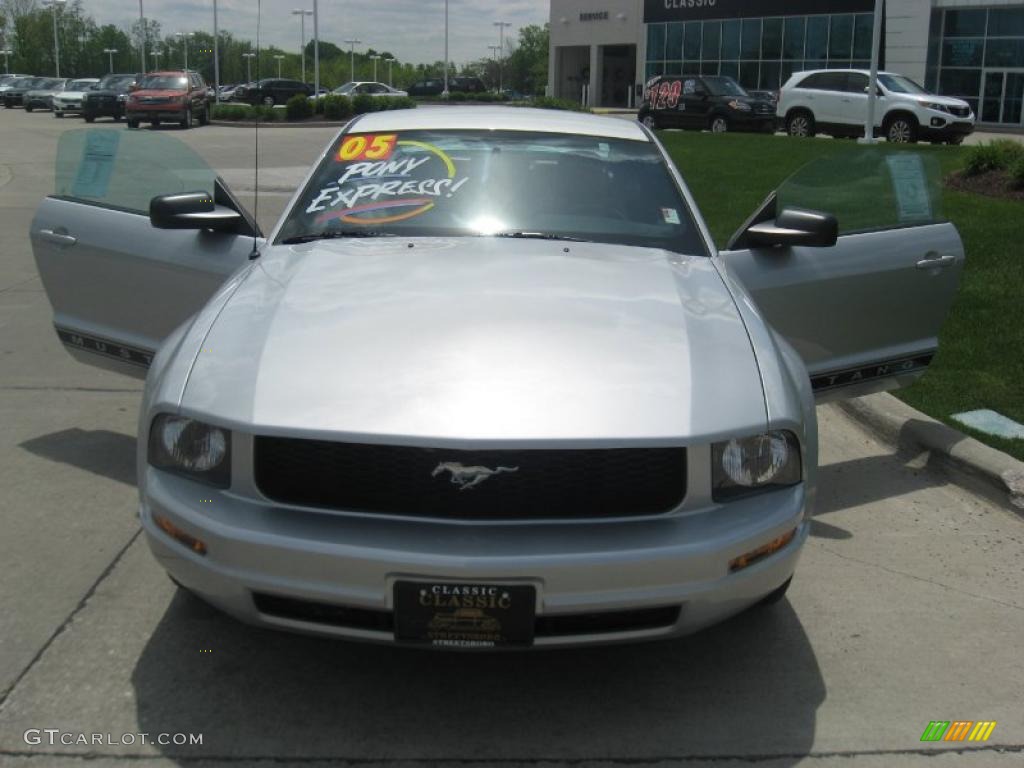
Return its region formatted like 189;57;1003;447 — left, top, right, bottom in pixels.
95;0;548;65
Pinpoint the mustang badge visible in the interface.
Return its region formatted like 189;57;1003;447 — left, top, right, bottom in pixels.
431;462;519;491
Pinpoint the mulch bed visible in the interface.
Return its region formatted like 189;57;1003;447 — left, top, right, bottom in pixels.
945;169;1024;202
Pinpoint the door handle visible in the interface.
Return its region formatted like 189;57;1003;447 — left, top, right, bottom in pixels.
38;229;77;246
916;253;957;270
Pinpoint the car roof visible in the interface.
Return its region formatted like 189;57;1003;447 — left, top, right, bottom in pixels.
353;106;649;141
792;69;899;77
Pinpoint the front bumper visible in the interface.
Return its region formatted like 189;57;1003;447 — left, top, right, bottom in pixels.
140;466;808;649
52;100;83;112
127;106;186;122
919;116;975;141
83;100;123;117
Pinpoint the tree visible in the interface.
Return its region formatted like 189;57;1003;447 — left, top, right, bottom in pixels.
505;23;548;95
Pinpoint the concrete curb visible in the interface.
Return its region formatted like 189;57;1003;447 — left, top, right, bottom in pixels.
837;392;1024;513
209;120;349;128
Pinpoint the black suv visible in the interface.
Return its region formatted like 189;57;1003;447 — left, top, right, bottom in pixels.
638;74;776;134
82;73;141;122
232;78;312;106
407;76;487;97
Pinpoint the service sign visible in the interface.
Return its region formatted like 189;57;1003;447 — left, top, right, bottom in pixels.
643;0;874;23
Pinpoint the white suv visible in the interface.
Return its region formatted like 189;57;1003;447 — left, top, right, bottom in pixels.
777;69;975;144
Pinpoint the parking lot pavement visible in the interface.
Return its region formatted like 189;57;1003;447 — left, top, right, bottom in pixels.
1;109;1022;767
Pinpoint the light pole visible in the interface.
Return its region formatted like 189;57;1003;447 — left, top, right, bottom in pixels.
213;0;220;101
861;0;884;144
242;52;256;85
42;0;66;78
103;48;118;73
0;50;11;75
138;0;146;73
384;55;394;87
176;32;194;70
312;0;319;100
291;9;312;83
370;54;381;82
493;21;511;93
488;45;500;90
443;0;448;96
274;54;284;78
344;38;361;83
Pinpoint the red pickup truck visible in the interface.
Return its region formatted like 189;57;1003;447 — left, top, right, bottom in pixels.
125;70;211;129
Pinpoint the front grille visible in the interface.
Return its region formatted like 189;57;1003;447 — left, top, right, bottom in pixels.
949;105;970;118
253;592;681;638
254;438;687;520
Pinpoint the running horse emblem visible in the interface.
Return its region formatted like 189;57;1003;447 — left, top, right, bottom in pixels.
431;462;519;491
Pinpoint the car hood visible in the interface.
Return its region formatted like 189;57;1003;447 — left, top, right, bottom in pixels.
132;89;186;99
55;90;89;99
912;93;971;109
181;238;768;443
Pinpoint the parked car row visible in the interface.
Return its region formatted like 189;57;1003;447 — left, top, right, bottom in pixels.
638;68;975;144
1;70;215;130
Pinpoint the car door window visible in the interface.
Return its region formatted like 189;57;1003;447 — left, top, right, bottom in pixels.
776;148;943;233
55;128;216;215
845;73;869;93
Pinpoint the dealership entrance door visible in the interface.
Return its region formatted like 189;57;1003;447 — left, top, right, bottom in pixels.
600;45;637;108
981;70;1024;126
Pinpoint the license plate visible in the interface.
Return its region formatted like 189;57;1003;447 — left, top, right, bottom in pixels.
393;581;536;649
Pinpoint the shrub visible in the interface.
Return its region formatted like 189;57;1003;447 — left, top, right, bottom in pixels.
1009;155;1024;189
963;139;1024;176
352;93;377;114
376;96;415;111
521;96;590;113
446;91;467;102
285;94;313;121
322;94;352;120
212;104;249;121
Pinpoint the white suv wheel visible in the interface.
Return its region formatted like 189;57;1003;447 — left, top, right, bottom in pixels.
887;117;916;143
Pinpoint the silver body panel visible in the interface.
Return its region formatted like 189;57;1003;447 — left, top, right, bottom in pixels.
30;109;964;648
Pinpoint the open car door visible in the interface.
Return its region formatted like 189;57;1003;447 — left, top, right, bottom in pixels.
31;128;261;378
719;149;964;402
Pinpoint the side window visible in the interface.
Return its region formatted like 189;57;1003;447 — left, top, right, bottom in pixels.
819;72;849;91
777;149;944;234
189;74;200;89
796;73;831;90
55;128;215;215
845;73;869;93
370;84;387;94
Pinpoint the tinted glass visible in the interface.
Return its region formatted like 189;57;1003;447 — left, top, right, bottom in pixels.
741;18;761;59
944;10;986;37
846;72;869;93
704;75;746;97
989;8;1024;36
783;17;805;59
806;17;828;60
853;14;874;59
829;15;854;60
762;18;783;59
684;22;702;60
69;79;95;90
55;128;214;214
939;68;981;98
666;23;683;60
943;39;984;67
702;21;721;61
721;20;740;59
277;130;707;256
760;61;781;90
648;24;666;62
739;62;759;90
985;39;1024;68
140;75;188;90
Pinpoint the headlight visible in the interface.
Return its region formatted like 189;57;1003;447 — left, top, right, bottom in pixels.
924;102;950;113
117;93;127;102
712;430;801;501
728;100;752;111
148;415;231;488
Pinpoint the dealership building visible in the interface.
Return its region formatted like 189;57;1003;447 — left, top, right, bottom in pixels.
548;0;1024;126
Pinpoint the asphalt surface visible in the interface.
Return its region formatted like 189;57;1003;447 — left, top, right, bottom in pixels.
0;109;1022;768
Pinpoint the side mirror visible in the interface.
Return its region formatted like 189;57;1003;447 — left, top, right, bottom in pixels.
150;191;243;232
744;207;838;249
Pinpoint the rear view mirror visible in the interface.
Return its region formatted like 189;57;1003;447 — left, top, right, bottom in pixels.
744;207;838;249
150;191;243;232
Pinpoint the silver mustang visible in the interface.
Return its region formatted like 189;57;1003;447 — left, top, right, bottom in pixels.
31;108;963;649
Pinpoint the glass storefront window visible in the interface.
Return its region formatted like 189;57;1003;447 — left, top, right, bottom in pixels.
701;60;720;76
762;18;783;60
721;20;741;60
989;9;1024;37
944;10;986;37
666;23;683;60
806;16;829;60
939;68;981;99
719;61;739;80
741;18;762;59
702;21;721;62
740;61;759;90
760;61;781;90
986;39;1024;68
648;24;666;63
943;39;984;68
783;17;805;60
829;15;853;61
853;14;874;60
684;22;702;61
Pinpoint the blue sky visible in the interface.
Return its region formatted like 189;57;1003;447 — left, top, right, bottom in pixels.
95;0;549;65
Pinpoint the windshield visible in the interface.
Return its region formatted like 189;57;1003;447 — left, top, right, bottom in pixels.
138;75;188;90
98;76;132;89
277;129;707;255
703;76;748;97
878;74;929;95
69;79;94;90
333;82;356;94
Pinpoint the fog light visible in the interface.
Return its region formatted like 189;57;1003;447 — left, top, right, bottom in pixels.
154;514;207;556
729;528;797;572
931;117;945;127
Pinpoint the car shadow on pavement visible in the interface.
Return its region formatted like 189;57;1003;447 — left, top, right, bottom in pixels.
131;592;824;764
19;427;136;486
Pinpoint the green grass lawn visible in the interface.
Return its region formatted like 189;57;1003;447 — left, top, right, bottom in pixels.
658;131;1024;461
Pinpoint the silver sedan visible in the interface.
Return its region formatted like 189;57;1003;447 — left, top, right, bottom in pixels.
31;108;963;649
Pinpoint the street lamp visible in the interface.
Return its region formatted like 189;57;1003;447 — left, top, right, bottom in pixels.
212;0;220;101
242;52;256;85
344;38;361;83
488;45;500;90
176;31;194;70
291;9;312;83
0;50;11;76
274;54;284;78
384;55;394;87
138;0;146;73
370;54;381;82
103;48;118;73
493;21;512;93
443;0;448;96
41;0;66;78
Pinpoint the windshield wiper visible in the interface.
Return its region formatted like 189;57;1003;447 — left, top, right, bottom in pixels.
493;231;589;243
281;230;396;244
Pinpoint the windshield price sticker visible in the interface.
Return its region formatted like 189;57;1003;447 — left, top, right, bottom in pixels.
307;135;470;225
886;154;933;223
